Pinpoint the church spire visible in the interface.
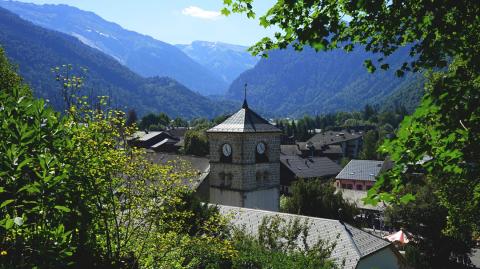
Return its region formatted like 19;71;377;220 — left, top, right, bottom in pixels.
242;83;249;109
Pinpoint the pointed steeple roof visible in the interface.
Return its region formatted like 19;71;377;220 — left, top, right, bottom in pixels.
207;107;281;133
208;83;280;133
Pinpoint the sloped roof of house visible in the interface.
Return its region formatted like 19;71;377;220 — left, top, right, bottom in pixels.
146;152;209;189
297;142;343;155
280;154;342;179
207;106;281;133
151;138;179;149
307;131;362;146
216;205;391;269
280;144;302;156
335;159;385;181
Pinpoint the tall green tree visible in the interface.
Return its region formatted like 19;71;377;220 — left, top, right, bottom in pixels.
224;0;480;238
281;180;358;224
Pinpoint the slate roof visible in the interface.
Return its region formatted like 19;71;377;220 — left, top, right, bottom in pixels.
146;152;209;189
216;205;391;269
280;145;302;156
280;154;342;179
207;107;281;133
297;142;343;154
151;138;179;149
335;159;385;181
307;131;362;146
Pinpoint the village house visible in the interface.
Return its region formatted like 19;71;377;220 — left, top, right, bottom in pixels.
299;130;364;159
218;205;406;269
335;159;391;191
279;154;342;194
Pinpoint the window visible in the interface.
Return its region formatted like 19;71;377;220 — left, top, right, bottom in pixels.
219;172;225;186
225;173;232;187
356;185;363;190
347;184;353;189
263;171;269;182
341;184;347;189
256;171;263;183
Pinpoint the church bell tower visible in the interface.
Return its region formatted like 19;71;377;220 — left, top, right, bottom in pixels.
206;85;281;211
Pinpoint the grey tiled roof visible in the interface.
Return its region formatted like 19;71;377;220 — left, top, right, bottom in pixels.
216;205;391;269
307;131;362;146
280;154;342;179
335;159;385;181
151;138;179;149
280;145;302;156
146;152;210;189
207;107;281;133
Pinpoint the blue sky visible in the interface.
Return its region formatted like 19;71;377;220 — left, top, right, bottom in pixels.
15;0;276;46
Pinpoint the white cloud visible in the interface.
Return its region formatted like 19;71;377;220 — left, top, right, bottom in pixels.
181;6;221;20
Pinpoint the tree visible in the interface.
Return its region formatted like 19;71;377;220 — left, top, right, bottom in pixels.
281;179;358;224
224;0;480;238
126;109;138;126
359;130;379;160
231;215;337;269
183;130;209;156
0;51;235;268
385;183;474;268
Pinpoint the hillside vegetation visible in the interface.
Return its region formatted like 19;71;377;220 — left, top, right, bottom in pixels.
227;46;423;117
0;7;230;118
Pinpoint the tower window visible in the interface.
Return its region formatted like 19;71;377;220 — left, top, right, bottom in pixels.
256;171;263;184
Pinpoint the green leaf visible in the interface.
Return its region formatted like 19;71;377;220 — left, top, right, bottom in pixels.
399;193;416;204
0;199;14;208
54;205;71;212
5;219;14;229
221;7;231;16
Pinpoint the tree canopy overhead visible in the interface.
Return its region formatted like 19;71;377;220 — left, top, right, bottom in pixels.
223;0;479;74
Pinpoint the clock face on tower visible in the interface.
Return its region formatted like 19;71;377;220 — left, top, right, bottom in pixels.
222;143;232;157
256;142;266;155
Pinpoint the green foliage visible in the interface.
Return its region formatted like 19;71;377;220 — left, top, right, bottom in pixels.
385;183;474;268
227;0;480;241
138;112;171;131
0;50;235;268
231;215;337;269
183;130;209;157
369;58;480;237
223;0;476;75
0;50;74;268
281;180;358;224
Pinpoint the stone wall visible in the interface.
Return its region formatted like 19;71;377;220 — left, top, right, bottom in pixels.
207;131;281;210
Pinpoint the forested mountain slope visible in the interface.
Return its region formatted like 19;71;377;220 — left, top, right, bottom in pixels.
0;7;230;118
227;46;423;117
0;0;228;95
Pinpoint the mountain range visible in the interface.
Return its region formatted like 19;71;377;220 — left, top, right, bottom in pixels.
0;0;228;96
0;1;424;119
0;6;232;118
176;41;258;84
227;46;423;117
